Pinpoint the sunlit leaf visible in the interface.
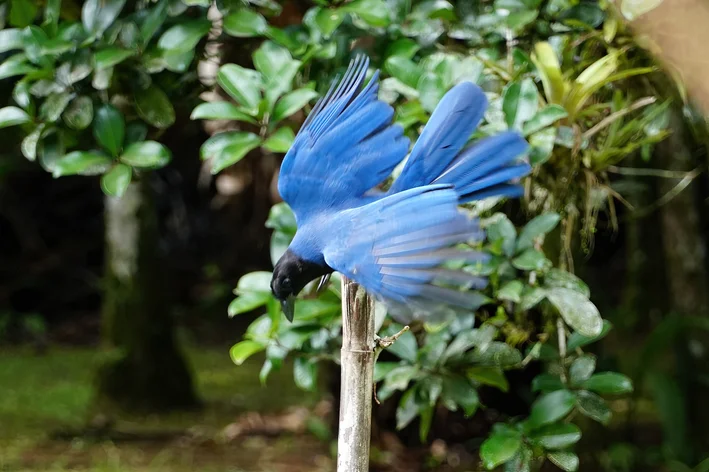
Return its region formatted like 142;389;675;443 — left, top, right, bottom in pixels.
101;164;132;197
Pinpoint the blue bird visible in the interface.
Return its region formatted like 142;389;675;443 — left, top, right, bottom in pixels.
270;55;531;322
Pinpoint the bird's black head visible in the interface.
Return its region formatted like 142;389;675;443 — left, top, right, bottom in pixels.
271;249;333;322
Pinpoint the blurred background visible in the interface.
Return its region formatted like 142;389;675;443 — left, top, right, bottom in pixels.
2;0;709;471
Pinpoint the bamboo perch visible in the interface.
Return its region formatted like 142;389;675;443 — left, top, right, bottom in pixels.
337;276;375;472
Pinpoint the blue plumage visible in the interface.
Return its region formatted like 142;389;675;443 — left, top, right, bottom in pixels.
270;54;531;322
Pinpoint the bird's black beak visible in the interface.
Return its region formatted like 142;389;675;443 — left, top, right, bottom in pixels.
281;295;296;322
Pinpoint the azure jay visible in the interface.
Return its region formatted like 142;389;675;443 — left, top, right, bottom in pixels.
270;55;531;322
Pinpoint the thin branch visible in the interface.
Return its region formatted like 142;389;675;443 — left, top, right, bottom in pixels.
582;96;657;141
607;165;698;179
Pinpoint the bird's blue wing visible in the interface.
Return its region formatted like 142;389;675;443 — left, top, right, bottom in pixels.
278;55;410;223
323;185;490;324
389;81;531;203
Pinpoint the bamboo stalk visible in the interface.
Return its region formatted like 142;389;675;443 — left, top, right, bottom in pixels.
337;276;375;472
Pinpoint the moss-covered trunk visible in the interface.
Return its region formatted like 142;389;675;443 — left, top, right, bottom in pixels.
95;178;197;412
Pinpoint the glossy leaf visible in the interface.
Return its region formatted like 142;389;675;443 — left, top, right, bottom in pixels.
228;292;270;317
93;104;125;156
63;96;94;130
547;288;602;337
95;47;134;70
498;280;523;303
569;355;596;385
40;92;73;122
0;28;23;53
52;151;112;178
101;164;132;198
217;64;263;114
517;213;561;251
140;0;169;45
502;78;539;130
82;0;126;35
158;19;211;53
480;429;522;469
529;423;581;450
135;85;176;129
621;0;663;20
293;357;318;391
311;7;345;38
567;320;612;350
544;268;590;297
382;325;418;362
119;141;171;168
512;249;550;271
223;8;267;37
263;127;295;153
531;42;566;105
273;89;318;123
522;104;567;136
527;390;576;430
341;0;391;27
0;106;30;128
548;451;579;472
230;340;265;365
21;125;44;161
582;372;633;395
191;102;257;123
467;366;509;392
576;390;611;424
208;131;262;174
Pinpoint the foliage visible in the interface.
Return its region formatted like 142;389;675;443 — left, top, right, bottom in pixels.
0;0;208;196
207;0;674;470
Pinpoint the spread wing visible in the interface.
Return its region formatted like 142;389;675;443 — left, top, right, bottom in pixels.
323;185;490;324
277;55;410;224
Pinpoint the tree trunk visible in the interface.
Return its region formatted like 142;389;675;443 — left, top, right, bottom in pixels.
656;109;709;462
95;178;198;412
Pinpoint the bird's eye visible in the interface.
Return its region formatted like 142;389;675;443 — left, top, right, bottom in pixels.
282;277;292;290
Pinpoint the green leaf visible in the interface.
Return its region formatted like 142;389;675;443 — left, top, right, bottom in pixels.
418;71;446;113
502;78;539;130
40;92;73;122
230;340;264;365
191;102;257;123
532;373;564;393
293;357;318;391
341;0;391;27
582;372;633;395
576;390;611;424
544;268;590;297
567;320;612;350
21;125;44;161
0;29;23;53
512;249;550;271
125;122;148;147
236;271;272;294
254;41;301;108
531;42;567;105
620;0;663;21
485;213;517;257
37;130;64;173
386;38;420;59
385;365;418;391
272;89;318;123
82;0;126;36
382;325;417;362
140;0;169;45
466;366;509;392
0;106;30;128
529;423;581;450
10;0;38;27
517;213;560;251
95;47;134;70
223;7;267;37
63;96;94;130
228;292;270;317
217;64;263;114
158;19;211;53
498;280;523;303
468;341;522;367
263;127;295;153
135;85;175;129
527;390;576;430
569;354;596;385
506;9;537;31
522;104;567;136
521;287;547;310
547;288;602;337
119;141;171;168
480;429;523;469
547;451;579;472
396;388;420;430
52;151;112;178
101;164;132;197
385;56;422;89
311;7;345;38
93;104;124;156
208;131;262;174
0;54;36;80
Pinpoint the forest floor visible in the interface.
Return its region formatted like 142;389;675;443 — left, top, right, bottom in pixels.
0;345;334;472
